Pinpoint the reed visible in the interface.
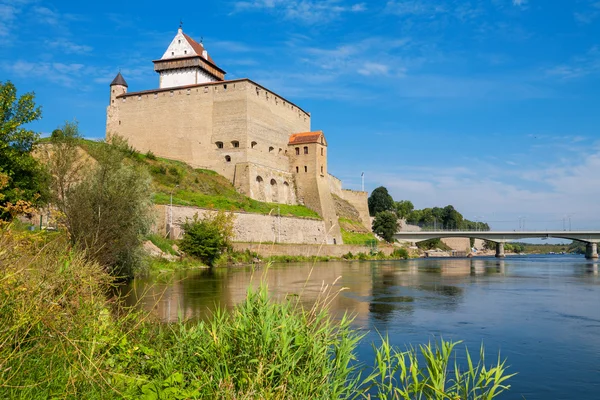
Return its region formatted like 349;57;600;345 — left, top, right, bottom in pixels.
0;226;514;399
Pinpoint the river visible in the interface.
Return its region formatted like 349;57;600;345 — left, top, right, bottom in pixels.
123;255;600;399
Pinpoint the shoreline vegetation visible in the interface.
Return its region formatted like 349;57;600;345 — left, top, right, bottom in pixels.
0;226;515;399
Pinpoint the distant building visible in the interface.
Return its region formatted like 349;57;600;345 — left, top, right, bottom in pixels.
106;27;370;243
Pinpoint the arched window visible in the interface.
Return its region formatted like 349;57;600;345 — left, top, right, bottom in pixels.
320;165;323;174
269;146;274;152
256;176;265;201
270;179;278;202
251;141;257;148
303;146;308;154
225;155;231;162
321;148;324;156
296;166;299;173
304;166;308;172
232;141;239;148
216;141;223;149
295;147;300;155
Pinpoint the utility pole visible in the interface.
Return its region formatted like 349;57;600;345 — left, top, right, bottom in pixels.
361;172;364;192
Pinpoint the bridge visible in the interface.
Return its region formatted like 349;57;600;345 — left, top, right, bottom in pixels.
393;230;600;259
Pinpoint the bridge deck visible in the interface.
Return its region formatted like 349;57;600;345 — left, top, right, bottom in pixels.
393;230;600;243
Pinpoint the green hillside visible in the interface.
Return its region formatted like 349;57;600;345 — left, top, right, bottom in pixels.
78;139;321;219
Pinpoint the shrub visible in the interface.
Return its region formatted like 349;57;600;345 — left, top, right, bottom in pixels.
58;137;153;278
180;211;235;267
357;252;368;260
145;150;157;160
391;247;409;259
342;251;354;260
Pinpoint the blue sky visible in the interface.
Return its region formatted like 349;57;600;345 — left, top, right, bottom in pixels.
1;0;599;231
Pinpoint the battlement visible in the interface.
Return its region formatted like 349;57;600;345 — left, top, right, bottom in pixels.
116;78;311;119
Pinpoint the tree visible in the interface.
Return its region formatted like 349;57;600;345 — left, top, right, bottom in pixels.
60;137;153;278
394;200;414;219
43;120;86;205
368;186;394;216
442;205;463;230
372;211;398;243
180;210;235;266
0;81;49;220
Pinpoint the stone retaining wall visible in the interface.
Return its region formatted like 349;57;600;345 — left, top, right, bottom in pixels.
232;242;395;257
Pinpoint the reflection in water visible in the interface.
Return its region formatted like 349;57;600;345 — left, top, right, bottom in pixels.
122;258;507;324
121;255;600;399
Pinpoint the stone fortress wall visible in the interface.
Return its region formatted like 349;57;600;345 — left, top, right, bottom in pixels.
107;79;309;197
327;174;370;230
158;205;329;244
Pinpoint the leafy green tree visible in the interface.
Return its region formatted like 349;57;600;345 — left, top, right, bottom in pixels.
372;211;398;243
394;200;414;219
442;205;463;230
0;81;49;220
60;137;153;278
180;210;235;267
368;186;394;216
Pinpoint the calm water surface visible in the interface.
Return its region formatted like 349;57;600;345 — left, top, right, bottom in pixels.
124;255;600;399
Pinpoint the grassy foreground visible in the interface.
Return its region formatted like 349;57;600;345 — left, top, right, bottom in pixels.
0;227;514;399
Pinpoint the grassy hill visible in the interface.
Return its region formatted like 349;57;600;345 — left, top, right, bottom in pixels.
77;139;321;219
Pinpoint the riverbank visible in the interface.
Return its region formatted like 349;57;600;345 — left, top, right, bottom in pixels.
1;227;514;399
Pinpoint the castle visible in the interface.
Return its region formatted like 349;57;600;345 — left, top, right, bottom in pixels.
106;27;370;244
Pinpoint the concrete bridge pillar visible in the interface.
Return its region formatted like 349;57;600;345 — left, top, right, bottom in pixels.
495;242;505;258
585;243;598;260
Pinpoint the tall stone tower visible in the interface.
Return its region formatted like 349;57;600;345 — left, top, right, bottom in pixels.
153;27;226;88
288;131;342;244
106;72;128;137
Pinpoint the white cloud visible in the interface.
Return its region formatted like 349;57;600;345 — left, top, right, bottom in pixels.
546;46;600;80
232;0;366;23
0;0;35;38
512;0;527;6
368;145;600;230
45;38;93;54
358;62;390;76
385;0;446;16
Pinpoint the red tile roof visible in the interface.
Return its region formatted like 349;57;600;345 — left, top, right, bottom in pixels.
182;32;217;65
289;131;325;145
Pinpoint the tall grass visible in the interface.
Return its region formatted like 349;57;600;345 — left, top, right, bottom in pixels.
0;226;515;399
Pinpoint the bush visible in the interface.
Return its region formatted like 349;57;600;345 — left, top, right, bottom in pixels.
391;247;410;259
180;211;235;267
342;251;354;260
145;150;157;160
57;137;153;278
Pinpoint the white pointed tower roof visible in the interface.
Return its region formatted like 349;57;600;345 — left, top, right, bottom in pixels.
153;27;226;86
